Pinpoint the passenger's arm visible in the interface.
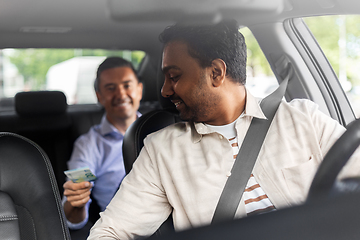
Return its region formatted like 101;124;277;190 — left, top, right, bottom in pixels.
88;143;172;240
64;135;98;228
63;180;92;224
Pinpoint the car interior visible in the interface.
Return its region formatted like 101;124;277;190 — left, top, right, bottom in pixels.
0;132;71;240
1;0;360;239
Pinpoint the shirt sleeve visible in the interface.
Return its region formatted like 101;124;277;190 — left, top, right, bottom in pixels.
62;196;91;230
308;101;346;154
88;142;172;240
305;100;360;178
64;134;98;228
67;135;98;173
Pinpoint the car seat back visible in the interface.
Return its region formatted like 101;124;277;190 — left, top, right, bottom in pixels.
0;132;70;240
122;65;179;173
122;109;179;173
14;91;72;195
122;67;179;236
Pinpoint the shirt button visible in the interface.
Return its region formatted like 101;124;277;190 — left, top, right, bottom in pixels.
219;135;223;140
226;171;231;177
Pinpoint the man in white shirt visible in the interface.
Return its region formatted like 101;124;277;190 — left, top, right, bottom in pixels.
87;20;360;240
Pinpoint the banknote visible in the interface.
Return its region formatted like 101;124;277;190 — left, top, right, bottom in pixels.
64;167;97;183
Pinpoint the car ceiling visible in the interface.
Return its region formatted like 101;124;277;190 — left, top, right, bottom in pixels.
1;0;360;54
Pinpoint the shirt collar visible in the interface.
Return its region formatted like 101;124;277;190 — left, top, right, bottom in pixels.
243;87;267;120
192;87;267;142
99;112;142;137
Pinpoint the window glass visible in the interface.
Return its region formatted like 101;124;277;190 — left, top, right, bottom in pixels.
0;49;145;105
304;15;360;117
0;30;274;107
239;27;278;98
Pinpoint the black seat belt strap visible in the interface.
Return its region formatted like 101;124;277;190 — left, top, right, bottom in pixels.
211;67;292;224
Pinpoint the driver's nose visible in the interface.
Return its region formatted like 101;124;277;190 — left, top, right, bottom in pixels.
161;78;174;98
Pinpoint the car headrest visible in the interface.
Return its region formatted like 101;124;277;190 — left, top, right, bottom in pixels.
15;91;67;117
138;55;158;102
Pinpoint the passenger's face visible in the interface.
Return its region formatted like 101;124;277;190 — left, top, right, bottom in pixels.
96;66;143;123
161;41;220;124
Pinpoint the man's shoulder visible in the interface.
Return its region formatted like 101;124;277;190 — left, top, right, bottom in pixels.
277;98;339;128
286;98;318;107
279;98;320;114
144;121;190;143
74;124;101;144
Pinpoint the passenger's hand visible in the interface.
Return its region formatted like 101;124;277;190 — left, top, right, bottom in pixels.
63;180;92;208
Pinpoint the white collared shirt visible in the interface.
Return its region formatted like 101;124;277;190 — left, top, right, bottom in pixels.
88;89;360;239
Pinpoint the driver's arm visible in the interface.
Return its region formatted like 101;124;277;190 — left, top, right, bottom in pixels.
88;142;172;240
310;101;360;178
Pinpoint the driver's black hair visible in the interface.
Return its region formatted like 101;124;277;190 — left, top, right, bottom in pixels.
159;20;247;85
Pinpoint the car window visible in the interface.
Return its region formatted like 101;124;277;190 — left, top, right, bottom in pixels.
0;49;145;105
239;27;278;98
0;30;275;107
304;15;360;117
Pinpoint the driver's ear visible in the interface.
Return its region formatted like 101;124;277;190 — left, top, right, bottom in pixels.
211;58;226;87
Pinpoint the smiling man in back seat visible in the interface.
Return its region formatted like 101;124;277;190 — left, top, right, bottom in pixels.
62;57;143;230
88;21;360;239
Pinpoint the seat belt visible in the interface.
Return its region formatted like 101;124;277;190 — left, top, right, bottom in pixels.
211;66;292;224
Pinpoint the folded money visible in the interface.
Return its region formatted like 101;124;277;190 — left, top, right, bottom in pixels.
64;167;97;183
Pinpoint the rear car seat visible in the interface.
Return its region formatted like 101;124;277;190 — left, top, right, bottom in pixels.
0;55;161;199
137;54;162;114
0;90;105;196
14;91;72;195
